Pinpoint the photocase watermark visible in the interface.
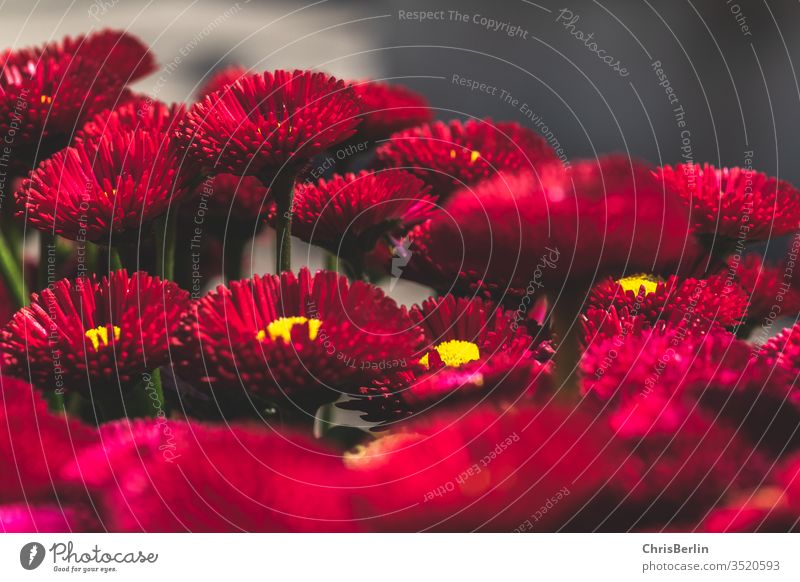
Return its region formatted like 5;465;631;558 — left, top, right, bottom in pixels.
555;8;629;77
511;246;561;331
422;432;520;502
139;370;181;463
513;486;571;531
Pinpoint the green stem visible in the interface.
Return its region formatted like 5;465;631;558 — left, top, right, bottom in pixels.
0;228;25;308
109;246;124;272
83;240;99;276
48;390;65;412
147;368;166;417
156;210;178;281
325;252;339;273
271;171;297;274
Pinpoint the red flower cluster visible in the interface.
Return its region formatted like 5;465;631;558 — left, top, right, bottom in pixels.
2;30;800;534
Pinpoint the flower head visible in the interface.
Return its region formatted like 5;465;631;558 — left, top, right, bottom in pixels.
343;295;550;424
177;69;362;175
349;79;432;140
280;169;436;258
0;271;189;395
658;163;800;243
75;98;186;143
586;273;747;333
0;30;156;167
172;268;422;417
16;127;189;242
375;118;556;198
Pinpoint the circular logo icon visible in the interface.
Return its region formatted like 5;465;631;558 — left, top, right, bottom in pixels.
20;542;46;570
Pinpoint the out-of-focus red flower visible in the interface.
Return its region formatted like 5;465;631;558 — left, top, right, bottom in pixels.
375;118;556;199
586;273;747;332
343;295;550;424
177;69;362;176
0;30;156;167
16;126;190;242
63;418;356;532
349;79;432;140
277;169;436;259
0;271;189;395
399;157;695;301
582;325;800;454
658;163;800;244
0;375;98;531
345;403;630;531
171;268;422;418
196;65;248;99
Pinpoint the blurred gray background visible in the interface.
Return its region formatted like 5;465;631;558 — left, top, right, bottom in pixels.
4;0;798;297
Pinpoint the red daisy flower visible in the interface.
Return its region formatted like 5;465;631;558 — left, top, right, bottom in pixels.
343;295;550;424
177;69;362;176
375;118;556;198
171;268;422;419
586;273;747;332
196;65;248;99
75;98;186;143
729;253;800;331
398;157;694;301
0;375;97;503
0;30;156;167
64;418;356;532
658;163;800;244
279;169;436;259
16;126;189;242
349;79;432;140
345;403;630;531
0;270;189;395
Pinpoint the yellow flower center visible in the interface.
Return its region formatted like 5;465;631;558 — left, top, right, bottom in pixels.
420;339;481;369
85;325;121;351
256;316;322;343
617;274;660;295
